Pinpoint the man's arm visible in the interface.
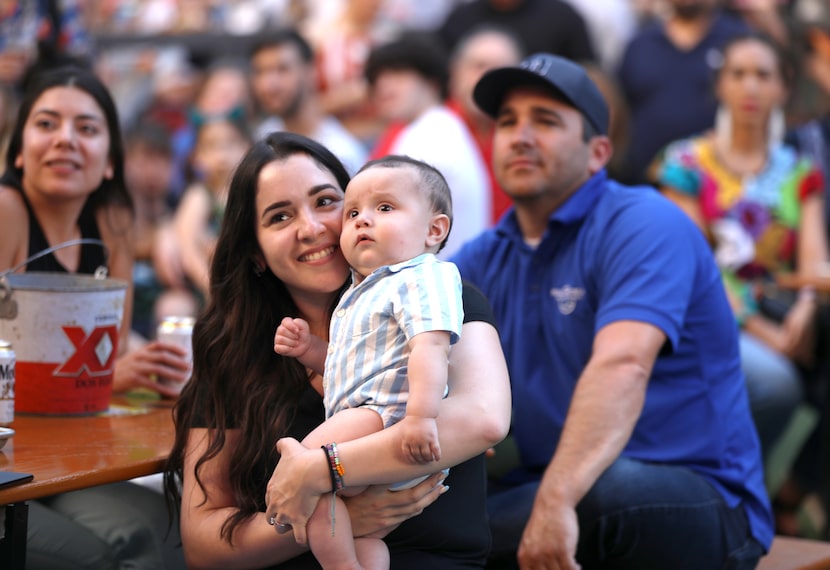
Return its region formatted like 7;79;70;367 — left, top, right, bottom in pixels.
518;319;665;570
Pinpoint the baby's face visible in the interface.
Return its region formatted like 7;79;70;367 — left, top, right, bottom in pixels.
341;166;436;280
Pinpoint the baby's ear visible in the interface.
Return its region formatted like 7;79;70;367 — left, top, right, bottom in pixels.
425;213;450;248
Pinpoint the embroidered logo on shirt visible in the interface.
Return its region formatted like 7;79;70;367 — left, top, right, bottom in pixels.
550;285;585;315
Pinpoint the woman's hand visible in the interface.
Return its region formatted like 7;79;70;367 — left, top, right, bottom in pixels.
265;437;330;545
265;438;449;544
746;289;817;366
344;472;448;539
113;340;191;397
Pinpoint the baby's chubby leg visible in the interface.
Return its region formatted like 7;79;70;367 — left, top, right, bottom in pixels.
307;493;389;570
301;408;388;568
303;407;384;444
302;407;384;499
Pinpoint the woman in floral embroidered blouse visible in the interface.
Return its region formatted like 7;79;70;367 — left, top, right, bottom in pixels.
653;32;829;466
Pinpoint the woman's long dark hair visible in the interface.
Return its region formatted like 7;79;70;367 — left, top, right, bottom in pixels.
164;132;351;543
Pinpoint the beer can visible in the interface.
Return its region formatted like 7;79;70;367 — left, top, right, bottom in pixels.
0;340;15;426
156;316;195;395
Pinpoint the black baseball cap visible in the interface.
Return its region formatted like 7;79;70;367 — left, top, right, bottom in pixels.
473;53;609;136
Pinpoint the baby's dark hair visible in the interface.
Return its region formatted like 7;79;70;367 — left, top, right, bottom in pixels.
356;155;453;251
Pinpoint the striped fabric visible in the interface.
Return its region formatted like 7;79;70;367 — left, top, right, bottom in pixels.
324;253;463;427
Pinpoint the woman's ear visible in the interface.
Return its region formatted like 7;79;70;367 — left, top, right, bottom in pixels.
14;154;22;169
425;213;451;249
252;252;267;276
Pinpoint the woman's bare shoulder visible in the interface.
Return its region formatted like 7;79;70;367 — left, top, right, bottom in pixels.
0;185;28;233
0;184;26;211
0;185;29;270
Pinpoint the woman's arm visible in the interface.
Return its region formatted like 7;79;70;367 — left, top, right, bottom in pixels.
265;320;511;530
350;320;511;478
742;189;829;362
182;430;448;566
97;203;136;356
344;321;511;481
661;187;711;241
174;186;213;296
153;221;188;289
797;192;830;277
0;185;30;272
181;428;309;569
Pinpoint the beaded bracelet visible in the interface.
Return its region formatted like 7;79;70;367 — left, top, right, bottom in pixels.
322;442;345;492
322;442;345;536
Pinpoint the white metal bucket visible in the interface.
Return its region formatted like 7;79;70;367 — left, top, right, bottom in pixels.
0;272;127;415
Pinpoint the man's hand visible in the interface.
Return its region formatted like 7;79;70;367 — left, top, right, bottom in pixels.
517;495;581;570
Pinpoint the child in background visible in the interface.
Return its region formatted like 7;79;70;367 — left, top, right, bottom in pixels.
274;155;462;569
124;121;199;340
172;111;252;300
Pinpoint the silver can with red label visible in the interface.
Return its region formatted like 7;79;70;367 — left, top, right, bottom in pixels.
156;316;194;395
0;340;15;426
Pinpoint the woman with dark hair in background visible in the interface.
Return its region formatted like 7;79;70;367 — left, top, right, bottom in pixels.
0;65;188;568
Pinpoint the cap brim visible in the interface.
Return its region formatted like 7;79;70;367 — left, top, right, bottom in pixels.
473;67;571;118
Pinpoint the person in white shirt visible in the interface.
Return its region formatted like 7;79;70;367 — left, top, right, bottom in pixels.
365;31;490;258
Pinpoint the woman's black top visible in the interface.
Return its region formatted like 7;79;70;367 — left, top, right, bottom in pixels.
17;186;106;273
193;281;498;569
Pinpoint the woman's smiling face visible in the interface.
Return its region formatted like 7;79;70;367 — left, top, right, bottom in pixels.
16;86;113;203
255;153;351;300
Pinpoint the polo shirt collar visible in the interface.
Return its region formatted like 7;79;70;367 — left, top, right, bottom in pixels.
495;169;608;240
551;169;607;225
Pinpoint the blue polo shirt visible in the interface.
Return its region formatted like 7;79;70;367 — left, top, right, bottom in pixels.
452;170;773;549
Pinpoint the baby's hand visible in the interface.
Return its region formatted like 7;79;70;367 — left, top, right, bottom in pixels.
274;317;312;358
400;416;441;464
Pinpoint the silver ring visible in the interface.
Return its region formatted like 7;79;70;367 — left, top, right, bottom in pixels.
268;516;276;526
276;522;292;533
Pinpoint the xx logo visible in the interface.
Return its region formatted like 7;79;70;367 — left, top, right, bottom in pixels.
54;325;119;377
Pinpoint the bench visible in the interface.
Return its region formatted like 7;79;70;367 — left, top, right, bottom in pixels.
758;536;830;570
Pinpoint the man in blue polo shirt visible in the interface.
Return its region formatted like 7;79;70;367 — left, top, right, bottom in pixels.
452;53;773;569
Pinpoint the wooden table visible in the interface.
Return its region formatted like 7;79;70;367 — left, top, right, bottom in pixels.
0;394;176;569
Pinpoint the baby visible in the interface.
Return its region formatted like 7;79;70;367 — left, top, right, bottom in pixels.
274;155;463;569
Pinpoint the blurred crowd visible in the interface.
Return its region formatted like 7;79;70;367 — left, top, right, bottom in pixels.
4;0;830;542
